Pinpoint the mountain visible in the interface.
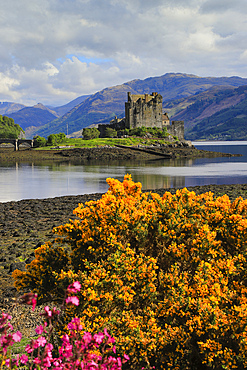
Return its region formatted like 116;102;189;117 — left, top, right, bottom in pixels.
0;102;26;115
162;84;247;140
48;94;91;116
33;73;247;138
185;86;247;140
0;95;91;138
7;103;60;138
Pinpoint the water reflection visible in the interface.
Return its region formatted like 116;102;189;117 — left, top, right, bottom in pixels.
0;142;247;202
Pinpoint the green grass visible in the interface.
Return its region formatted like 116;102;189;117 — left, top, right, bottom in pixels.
35;137;174;150
10;336;38;355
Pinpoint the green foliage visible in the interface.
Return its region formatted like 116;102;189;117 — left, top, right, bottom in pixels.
129;127;147;137
0;115;24;139
82;127;100;140
128;126;169;138
33;135;47;147
47;132;66;146
34;136;172;151
147;126;168;138
104;127;117;138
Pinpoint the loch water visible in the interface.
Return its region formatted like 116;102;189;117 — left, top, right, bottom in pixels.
0;141;247;202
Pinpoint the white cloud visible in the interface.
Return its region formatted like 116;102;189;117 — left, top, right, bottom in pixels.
0;0;246;106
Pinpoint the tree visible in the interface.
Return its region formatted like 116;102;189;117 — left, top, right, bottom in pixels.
104;127;117;138
33;135;47;147
82;127;100;140
0;115;24;139
47;133;66;146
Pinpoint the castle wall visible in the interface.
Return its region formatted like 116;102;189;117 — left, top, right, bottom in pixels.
166;121;184;141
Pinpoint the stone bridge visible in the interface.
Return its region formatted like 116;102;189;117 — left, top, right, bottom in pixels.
0;139;34;151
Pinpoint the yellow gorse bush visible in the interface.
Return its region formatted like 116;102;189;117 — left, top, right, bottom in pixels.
13;174;247;370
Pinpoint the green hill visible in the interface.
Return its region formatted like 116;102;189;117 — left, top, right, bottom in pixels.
186;87;247;140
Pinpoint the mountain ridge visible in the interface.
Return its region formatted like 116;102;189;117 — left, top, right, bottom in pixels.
32;73;247;138
3;73;247;140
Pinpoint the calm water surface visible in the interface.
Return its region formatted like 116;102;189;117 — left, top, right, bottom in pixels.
0;141;247;202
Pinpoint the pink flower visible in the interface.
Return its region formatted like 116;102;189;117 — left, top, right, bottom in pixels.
19;292;37;311
34;336;47;348
123;354;130;362
5;359;11;367
33;357;41;365
12;331;22;342
25;344;34;353
35;325;44;335
20;354;29;364
67;281;81;293
66;296;79;306
83;332;92;345
44;306;52;316
68;317;83;331
93;332;104;344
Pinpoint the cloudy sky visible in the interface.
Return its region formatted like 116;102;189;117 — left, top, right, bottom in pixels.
1;0;247;106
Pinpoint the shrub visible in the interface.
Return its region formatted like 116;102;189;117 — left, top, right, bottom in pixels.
13;175;247;370
146;127;168;138
128;127;147;137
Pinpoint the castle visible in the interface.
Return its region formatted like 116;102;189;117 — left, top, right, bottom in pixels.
98;92;184;140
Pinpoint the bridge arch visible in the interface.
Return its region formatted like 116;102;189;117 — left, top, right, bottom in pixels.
0;139;34;151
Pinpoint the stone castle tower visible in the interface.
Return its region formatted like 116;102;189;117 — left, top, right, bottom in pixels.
125;92;163;129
